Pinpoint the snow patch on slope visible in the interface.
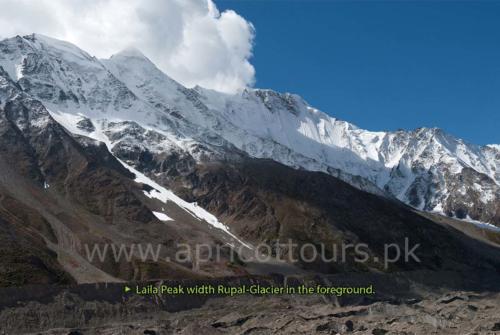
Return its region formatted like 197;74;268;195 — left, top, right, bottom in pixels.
464;216;500;233
120;159;253;249
152;211;173;222
15;59;24;80
48;109;253;249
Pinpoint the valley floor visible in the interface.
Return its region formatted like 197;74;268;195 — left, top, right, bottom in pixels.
16;291;500;335
1;273;500;335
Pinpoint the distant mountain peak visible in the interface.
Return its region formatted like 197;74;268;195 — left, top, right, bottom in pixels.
111;47;148;60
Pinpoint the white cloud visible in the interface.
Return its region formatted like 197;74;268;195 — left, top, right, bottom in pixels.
0;0;255;93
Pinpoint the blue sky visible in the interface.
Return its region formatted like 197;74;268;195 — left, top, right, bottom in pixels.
217;0;500;145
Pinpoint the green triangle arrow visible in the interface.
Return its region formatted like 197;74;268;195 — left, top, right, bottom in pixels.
124;286;131;293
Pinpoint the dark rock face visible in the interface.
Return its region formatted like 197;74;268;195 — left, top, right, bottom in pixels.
0;212;72;287
76;117;95;133
442;167;500;225
253;89;302;115
117;146;500;275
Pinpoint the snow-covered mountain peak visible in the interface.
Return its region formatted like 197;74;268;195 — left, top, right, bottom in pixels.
110;47;148;60
0;34;143;119
104;47;182;92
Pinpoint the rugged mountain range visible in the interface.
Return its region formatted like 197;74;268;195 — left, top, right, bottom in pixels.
1;34;497;227
0;34;499;287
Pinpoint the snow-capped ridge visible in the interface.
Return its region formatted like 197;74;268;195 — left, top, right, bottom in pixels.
26;33;98;64
487;144;500;151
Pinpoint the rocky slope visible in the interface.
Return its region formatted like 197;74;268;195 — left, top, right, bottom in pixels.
0;63;251;286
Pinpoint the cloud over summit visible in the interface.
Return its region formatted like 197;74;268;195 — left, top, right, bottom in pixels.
0;0;255;93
